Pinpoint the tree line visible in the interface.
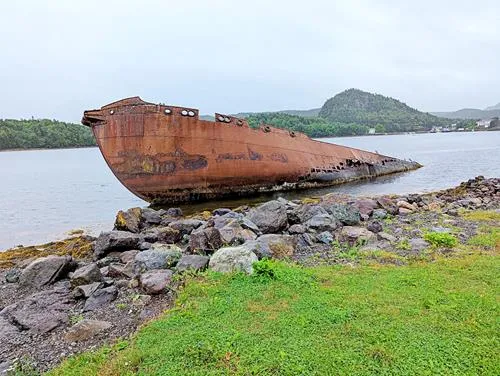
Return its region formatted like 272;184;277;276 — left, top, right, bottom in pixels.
0;119;96;150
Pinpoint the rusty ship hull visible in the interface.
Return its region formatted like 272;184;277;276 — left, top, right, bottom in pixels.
82;97;421;204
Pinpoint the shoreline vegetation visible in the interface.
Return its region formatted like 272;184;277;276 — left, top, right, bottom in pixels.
0;176;498;374
2;89;495;151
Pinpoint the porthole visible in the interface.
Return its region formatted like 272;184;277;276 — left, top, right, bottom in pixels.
188;111;195;117
181;110;188;116
218;115;225;121
289;131;296;137
109;110;114;115
224;117;231;123
263;125;271;133
237;120;243;126
164;109;172;115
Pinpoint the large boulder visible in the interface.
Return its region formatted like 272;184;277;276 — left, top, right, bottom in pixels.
70;263;102;287
141;226;181;244
134;244;182;271
18;255;75;289
188;227;223;254
377;197;398;215
219;220;257;245
288;204;328;224
324;203;361;225
169;219;204;235
0;288;72;334
83;286;118;312
139;270;173;294
176;255;210;272
305;214;341;233
64;319;112;342
114;207;142;233
340;226;376;245
246;200;288;234
209;246;258;274
243;234;297;259
94;231;141;259
354;199;379;218
140;207;162;227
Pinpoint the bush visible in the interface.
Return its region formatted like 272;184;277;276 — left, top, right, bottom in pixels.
253;258;277;280
424;232;457;248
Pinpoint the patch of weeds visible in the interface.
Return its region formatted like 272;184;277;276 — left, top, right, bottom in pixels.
253;258;277;280
69;314;84;325
116;303;128;310
6;356;39;376
269;242;294;259
301;197;320;204
383;216;394;225
424;232;458;248
362;250;406;265
468;226;500;251
396;239;411;251
460;210;500;222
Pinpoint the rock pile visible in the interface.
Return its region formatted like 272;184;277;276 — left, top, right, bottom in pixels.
0;176;498;372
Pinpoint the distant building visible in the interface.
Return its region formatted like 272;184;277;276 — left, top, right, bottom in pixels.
368;128;376;134
476;119;491;128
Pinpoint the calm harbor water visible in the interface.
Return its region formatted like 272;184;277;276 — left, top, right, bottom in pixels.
1;131;499;250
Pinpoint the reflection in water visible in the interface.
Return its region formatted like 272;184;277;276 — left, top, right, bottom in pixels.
1;131;499;249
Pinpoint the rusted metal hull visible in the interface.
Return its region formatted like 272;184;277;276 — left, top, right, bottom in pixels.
82;97;421;204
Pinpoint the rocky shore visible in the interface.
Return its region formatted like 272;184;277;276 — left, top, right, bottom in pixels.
0;176;498;374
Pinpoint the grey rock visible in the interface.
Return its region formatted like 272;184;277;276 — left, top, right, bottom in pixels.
213;211;243;229
409;238;429;252
431;226;452;233
94;231;141;259
340;226;376;244
73;282;102;299
354;199;379;217
96;253;122;267
107;263;133;278
209;246;258;274
140;270;173;294
138;241;153;250
366;220;383;233
398;207;413;215
120;249;140;264
70;263;102;287
246;200;288;234
288;224;306;234
219;220;257;245
244;234;297;259
5;269;20;283
317;231;334;244
141;226;181;244
188;227;223;254
176;255;210;272
1;288;72;334
169;219;204;235
372;209;388;219
288;204;328;224
324;203;361;225
165;207;183;217
377;197;398;215
114;207;142;233
64;319;112;342
19;255;75;288
213;208;232;216
140;207;162;226
134;244;182;271
83;286;118;312
377;232;397;243
305;214;341;233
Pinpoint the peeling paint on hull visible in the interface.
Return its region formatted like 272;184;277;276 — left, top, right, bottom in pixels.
82;97;421;204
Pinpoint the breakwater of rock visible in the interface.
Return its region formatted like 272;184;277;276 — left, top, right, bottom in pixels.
0;176;498;373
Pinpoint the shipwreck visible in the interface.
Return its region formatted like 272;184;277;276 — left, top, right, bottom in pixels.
82;97;421;203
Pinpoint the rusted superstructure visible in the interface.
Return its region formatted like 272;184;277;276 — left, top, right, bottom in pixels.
82;97;421;203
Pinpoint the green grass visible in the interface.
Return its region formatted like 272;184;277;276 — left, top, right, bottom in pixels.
50;253;500;376
468;226;500;250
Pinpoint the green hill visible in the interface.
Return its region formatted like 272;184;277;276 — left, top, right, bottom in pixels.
319;89;451;133
432;108;500;119
0;119;96;151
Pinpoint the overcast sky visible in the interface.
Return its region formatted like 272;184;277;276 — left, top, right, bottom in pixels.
0;0;499;122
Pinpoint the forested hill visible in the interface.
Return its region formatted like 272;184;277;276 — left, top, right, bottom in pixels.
0;119;96;150
319;89;450;133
